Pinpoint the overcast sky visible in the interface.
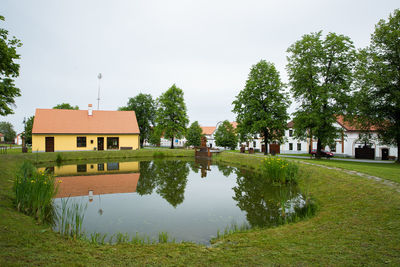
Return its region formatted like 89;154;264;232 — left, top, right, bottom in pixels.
1;0;399;133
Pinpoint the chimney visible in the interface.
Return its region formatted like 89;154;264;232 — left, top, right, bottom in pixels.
88;104;93;116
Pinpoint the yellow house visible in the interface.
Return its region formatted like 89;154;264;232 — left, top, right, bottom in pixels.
32;105;140;152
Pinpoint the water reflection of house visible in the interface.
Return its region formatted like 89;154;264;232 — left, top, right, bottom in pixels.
39;161;139;176
55;173;140;198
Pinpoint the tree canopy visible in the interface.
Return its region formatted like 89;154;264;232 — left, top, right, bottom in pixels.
233;60;290;154
214;120;238;150
119;93;156;148
53;103;79;110
286;31;356;157
0;16;22;116
155;84;189;149
185;121;203;147
23;116;34;145
0;121;16;142
353;9;400;162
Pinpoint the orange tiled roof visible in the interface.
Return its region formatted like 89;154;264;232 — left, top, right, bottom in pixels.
0;133;3;137
55;173;140;198
32;109;140;134
201;126;216;135
287;121;294;128
336;115;378;131
230;122;237;129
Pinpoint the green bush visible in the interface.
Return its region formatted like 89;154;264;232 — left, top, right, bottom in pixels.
13;161;58;223
260;156;299;184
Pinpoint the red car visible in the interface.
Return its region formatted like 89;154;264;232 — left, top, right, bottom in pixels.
310;149;334;158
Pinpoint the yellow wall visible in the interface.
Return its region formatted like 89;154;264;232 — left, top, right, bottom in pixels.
38;161;140;176
32;134;140;152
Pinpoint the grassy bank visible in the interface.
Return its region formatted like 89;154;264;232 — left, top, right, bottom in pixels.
1;150;400;266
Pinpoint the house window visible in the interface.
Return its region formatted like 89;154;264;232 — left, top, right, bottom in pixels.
98;163;104;171
297;143;301;151
90;140;94;144
77;164;87;172
330;143;336;152
107;137;119;149
289;143;293;151
289;129;293;137
253;141;256;148
77;137;86;147
107;162;119;171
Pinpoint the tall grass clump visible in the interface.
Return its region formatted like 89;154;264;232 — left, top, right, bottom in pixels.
13;161;58;223
153;151;165;158
260;156;299;184
55;153;63;166
57;198;87;239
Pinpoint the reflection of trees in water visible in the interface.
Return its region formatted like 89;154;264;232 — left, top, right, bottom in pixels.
136;160;189;208
217;164;235;177
232;169;302;228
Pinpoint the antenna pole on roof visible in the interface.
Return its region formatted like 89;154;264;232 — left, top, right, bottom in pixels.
97;73;102;110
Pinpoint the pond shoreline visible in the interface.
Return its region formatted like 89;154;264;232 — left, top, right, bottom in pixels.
1;149;400;266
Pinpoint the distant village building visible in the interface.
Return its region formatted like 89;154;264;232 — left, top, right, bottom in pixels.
32;105;140;152
14;133;23;145
0;133;4;143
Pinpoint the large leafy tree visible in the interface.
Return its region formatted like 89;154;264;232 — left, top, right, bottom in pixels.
23;116;34;145
286;31;356;157
214;120;238;150
119;93;156;148
155;84;189;149
185;121;203;147
0;121;16;142
233;60;290;155
53;103;79;110
354;9;400;162
0;16;22;116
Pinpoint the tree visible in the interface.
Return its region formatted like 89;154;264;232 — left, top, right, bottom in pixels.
233;60;290;155
53;103;79;110
23;116;34;145
214;120;238;150
286;31;356;158
119;93;156;148
185;121;203;147
155;84;189;149
148;127;162;147
0;121;16;142
354;9;400;162
0;16;22;116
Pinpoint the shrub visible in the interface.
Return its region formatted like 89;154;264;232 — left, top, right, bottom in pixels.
13;161;58;223
260;156;299;184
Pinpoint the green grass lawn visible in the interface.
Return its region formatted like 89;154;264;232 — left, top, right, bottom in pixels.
1;150;400;266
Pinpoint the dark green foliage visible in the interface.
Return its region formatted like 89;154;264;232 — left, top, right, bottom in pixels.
214;120;238;150
353;9;400;162
119;93;156;148
156;84;189;149
185;121;203;147
286;31;356;157
56;153;63;166
0;15;22;116
0;121;16;142
148;127;163;147
233;60;290;155
53;103;79;110
23;116;34;145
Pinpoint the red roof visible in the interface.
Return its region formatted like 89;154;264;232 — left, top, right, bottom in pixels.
32;109;140;134
336;115;378;131
287;121;294;128
0;133;3;137
201;126;216;135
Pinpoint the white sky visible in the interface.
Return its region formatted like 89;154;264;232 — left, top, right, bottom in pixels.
1;0;399;133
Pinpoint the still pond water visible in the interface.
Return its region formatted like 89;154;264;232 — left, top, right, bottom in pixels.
40;159;309;244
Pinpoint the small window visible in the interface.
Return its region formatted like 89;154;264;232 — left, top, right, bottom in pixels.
98;163;104;171
297;143;301;151
107;137;119;149
107;162;119;171
77;164;87;172
77;137;87;147
253;141;256;148
330;143;336;152
90;140;94;144
289;143;293;151
289;129;293;137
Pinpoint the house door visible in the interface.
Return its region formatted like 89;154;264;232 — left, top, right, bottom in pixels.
45;137;54;152
97;137;104;151
382;148;389;160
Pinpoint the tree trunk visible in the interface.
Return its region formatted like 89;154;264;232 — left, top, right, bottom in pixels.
170;137;174;149
140;137;144;148
316;138;322;159
308;129;312;154
397;143;400;163
263;130;269;155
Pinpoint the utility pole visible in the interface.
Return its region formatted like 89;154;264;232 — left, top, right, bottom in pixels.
97;73;102;110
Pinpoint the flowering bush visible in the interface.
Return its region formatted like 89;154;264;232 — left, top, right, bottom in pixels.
260;156;298;184
14;161;58;223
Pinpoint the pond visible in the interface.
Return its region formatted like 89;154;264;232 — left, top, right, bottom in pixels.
39;158;313;245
